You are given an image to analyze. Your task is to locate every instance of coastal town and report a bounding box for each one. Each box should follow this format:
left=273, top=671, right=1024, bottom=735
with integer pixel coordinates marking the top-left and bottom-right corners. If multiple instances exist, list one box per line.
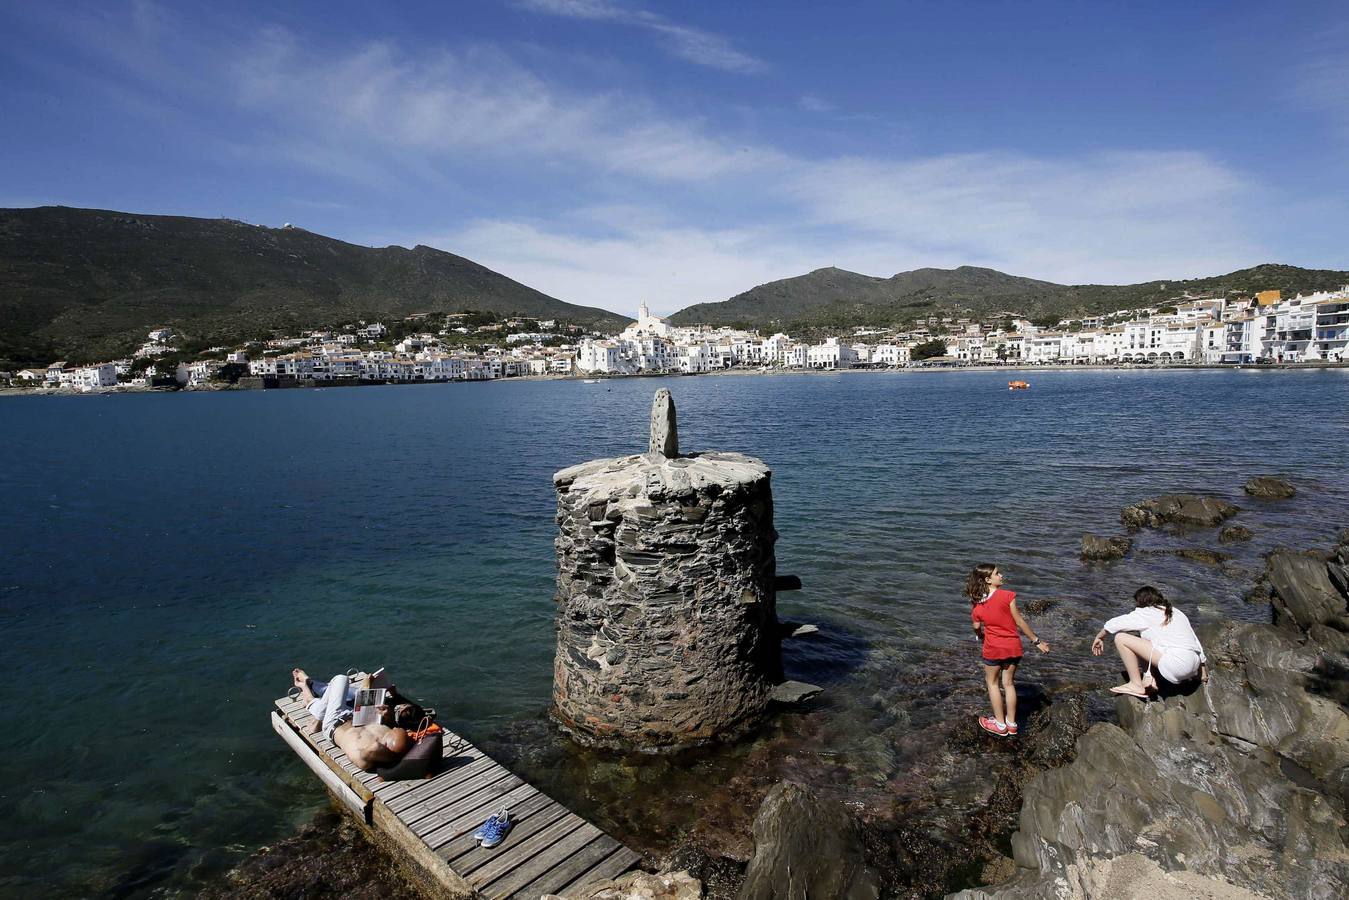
left=10, top=284, right=1349, bottom=393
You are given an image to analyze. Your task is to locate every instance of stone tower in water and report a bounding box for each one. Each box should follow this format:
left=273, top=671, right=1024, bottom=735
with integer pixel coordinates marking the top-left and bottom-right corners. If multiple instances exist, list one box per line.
left=551, top=389, right=783, bottom=749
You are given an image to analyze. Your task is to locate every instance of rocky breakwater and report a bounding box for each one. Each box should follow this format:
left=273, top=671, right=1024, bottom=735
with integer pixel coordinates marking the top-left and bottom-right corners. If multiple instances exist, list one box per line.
left=953, top=530, right=1349, bottom=900
left=551, top=390, right=785, bottom=750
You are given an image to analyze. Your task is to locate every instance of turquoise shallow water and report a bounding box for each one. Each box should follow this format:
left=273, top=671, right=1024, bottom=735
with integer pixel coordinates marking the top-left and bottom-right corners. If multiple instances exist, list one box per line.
left=2, top=369, right=1347, bottom=896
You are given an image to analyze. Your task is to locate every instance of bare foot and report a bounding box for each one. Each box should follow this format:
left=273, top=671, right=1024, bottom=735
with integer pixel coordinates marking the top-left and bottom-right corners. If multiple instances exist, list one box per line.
left=1109, top=682, right=1148, bottom=698
left=292, top=668, right=315, bottom=704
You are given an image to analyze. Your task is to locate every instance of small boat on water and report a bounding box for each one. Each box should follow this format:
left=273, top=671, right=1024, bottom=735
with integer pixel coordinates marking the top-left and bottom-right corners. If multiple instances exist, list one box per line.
left=582, top=379, right=601, bottom=384
left=1008, top=380, right=1030, bottom=390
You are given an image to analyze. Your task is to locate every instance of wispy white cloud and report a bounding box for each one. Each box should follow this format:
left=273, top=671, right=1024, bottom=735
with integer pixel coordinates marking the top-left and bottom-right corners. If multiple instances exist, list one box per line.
left=798, top=94, right=833, bottom=113
left=787, top=151, right=1256, bottom=284
left=428, top=215, right=802, bottom=316
left=224, top=28, right=782, bottom=182
left=425, top=148, right=1260, bottom=313
left=516, top=0, right=767, bottom=73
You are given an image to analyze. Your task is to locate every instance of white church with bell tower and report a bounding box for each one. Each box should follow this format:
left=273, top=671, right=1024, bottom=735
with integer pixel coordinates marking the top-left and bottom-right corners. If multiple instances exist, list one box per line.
left=621, top=302, right=674, bottom=339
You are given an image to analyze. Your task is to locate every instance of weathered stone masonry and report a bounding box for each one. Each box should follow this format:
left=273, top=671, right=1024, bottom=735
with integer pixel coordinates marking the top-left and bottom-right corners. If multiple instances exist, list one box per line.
left=552, top=390, right=783, bottom=749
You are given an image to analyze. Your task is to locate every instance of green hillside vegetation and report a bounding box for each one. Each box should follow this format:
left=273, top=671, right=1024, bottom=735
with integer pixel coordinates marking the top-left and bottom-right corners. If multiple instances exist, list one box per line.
left=669, top=263, right=1349, bottom=335
left=0, top=206, right=628, bottom=367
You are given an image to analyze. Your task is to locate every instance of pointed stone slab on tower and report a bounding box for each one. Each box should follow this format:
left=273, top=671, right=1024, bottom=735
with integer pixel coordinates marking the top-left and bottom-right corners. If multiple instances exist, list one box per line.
left=649, top=388, right=679, bottom=458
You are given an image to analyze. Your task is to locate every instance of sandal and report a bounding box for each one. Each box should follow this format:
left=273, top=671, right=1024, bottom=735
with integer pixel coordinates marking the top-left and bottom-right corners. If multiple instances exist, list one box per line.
left=1109, top=684, right=1148, bottom=698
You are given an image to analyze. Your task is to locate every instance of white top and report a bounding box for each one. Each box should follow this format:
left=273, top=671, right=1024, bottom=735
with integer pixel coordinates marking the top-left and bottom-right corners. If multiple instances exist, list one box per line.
left=1103, top=606, right=1206, bottom=662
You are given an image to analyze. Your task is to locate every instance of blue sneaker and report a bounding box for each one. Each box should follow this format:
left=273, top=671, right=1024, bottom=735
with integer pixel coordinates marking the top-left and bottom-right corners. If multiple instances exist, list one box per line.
left=471, top=808, right=503, bottom=841
left=478, top=808, right=511, bottom=849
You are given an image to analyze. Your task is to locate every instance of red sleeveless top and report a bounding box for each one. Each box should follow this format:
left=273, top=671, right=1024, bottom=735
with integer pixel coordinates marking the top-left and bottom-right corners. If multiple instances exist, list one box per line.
left=972, top=588, right=1022, bottom=658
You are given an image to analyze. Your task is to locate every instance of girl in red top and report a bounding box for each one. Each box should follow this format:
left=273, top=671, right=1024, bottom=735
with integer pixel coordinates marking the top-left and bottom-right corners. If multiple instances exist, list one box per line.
left=965, top=563, right=1049, bottom=736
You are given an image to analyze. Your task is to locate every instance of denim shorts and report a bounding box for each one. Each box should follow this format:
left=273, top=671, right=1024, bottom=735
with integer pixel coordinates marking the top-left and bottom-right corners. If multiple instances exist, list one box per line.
left=982, top=655, right=1022, bottom=667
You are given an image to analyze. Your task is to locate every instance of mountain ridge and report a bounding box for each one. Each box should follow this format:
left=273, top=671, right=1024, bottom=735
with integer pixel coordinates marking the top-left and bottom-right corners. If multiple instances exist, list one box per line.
left=668, top=261, right=1349, bottom=331
left=0, top=206, right=628, bottom=366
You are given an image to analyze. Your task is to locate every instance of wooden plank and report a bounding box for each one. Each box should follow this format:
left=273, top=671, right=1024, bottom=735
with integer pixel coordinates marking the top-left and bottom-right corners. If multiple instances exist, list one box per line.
left=385, top=754, right=496, bottom=811
left=477, top=821, right=606, bottom=899
left=557, top=846, right=643, bottom=896
left=424, top=781, right=543, bottom=851
left=510, top=836, right=624, bottom=899
left=448, top=800, right=573, bottom=874
left=373, top=745, right=487, bottom=802
left=406, top=772, right=527, bottom=835
left=370, top=800, right=476, bottom=898
left=270, top=712, right=368, bottom=819
left=437, top=791, right=560, bottom=862
left=387, top=756, right=502, bottom=815
left=467, top=815, right=590, bottom=890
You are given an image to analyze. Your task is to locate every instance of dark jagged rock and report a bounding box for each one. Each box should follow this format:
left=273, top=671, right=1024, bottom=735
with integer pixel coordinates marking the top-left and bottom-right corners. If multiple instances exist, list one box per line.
left=1219, top=524, right=1254, bottom=543
left=1080, top=533, right=1131, bottom=561
left=1244, top=476, right=1297, bottom=499
left=1120, top=494, right=1239, bottom=530
left=1266, top=550, right=1349, bottom=634
left=1022, top=694, right=1089, bottom=769
left=1172, top=547, right=1231, bottom=565
left=661, top=845, right=745, bottom=900
left=738, top=782, right=881, bottom=900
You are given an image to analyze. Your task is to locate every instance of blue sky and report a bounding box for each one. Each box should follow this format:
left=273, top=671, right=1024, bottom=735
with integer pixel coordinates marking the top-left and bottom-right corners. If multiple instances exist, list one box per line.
left=3, top=1, right=1347, bottom=315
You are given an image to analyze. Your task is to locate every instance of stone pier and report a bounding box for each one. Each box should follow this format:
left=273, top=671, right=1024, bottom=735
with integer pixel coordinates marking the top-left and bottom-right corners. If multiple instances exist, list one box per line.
left=551, top=389, right=784, bottom=749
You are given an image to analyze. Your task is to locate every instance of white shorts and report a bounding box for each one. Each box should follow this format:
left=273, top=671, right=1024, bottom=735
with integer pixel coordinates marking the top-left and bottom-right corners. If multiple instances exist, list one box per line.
left=1156, top=648, right=1201, bottom=683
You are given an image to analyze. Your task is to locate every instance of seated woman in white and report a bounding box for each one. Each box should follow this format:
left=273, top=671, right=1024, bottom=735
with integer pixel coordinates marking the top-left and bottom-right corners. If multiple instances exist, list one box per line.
left=1092, top=585, right=1208, bottom=697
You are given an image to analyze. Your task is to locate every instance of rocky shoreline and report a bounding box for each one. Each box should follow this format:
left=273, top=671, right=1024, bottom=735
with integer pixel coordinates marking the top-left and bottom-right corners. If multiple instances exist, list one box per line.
left=203, top=486, right=1346, bottom=900
left=952, top=529, right=1349, bottom=900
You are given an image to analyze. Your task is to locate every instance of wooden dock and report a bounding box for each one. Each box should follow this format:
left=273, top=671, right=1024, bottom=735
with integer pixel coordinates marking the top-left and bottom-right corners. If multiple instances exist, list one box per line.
left=272, top=695, right=642, bottom=899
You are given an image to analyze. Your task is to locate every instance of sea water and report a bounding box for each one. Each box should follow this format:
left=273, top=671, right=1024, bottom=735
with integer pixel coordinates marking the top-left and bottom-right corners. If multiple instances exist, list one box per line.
left=2, top=369, right=1346, bottom=897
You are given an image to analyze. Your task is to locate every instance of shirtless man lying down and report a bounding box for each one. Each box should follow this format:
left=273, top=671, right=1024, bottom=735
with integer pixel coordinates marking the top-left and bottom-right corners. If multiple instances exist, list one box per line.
left=292, top=669, right=411, bottom=771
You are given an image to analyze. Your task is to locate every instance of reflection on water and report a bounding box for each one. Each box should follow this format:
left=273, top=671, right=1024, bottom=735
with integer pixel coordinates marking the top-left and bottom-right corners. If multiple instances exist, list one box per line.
left=2, top=369, right=1346, bottom=896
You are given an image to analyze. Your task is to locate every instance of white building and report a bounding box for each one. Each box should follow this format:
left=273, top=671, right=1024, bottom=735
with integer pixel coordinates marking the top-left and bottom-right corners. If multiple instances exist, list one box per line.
left=1309, top=291, right=1349, bottom=361
left=678, top=343, right=712, bottom=373
left=1025, top=334, right=1064, bottom=364
left=576, top=339, right=626, bottom=374
left=73, top=363, right=117, bottom=391
left=806, top=338, right=858, bottom=369
left=621, top=303, right=674, bottom=340
left=175, top=360, right=220, bottom=386
left=872, top=343, right=912, bottom=367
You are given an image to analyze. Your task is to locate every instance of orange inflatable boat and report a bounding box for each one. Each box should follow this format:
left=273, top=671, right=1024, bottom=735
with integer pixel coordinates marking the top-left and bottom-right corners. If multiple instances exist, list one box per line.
left=1008, top=380, right=1030, bottom=390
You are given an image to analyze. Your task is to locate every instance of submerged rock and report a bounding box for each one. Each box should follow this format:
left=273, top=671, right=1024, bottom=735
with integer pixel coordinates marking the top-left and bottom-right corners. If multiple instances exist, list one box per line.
left=1218, top=524, right=1254, bottom=543
left=1173, top=547, right=1231, bottom=565
left=1121, top=494, right=1239, bottom=530
left=1080, top=533, right=1131, bottom=561
left=769, top=681, right=823, bottom=705
left=738, top=782, right=881, bottom=900
left=1244, top=476, right=1297, bottom=499
left=198, top=809, right=426, bottom=900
